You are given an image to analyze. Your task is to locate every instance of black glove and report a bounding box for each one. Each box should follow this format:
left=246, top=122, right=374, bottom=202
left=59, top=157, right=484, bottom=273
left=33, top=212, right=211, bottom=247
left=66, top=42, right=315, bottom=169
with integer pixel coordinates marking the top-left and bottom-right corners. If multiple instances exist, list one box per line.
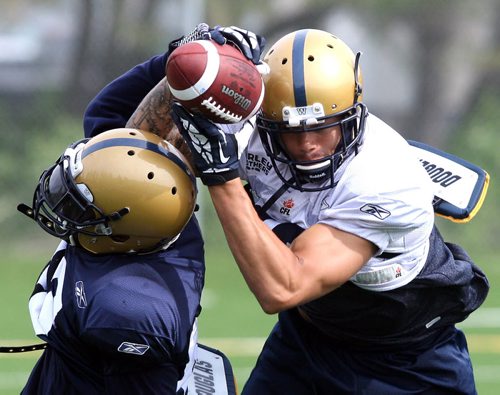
left=167, top=22, right=211, bottom=55
left=168, top=23, right=265, bottom=65
left=171, top=103, right=240, bottom=186
left=209, top=25, right=266, bottom=65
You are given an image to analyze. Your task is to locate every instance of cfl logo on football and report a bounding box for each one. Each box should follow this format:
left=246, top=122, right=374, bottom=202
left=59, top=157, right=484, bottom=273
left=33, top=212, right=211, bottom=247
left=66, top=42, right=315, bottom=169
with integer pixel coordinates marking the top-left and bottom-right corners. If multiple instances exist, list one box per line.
left=221, top=85, right=251, bottom=110
left=419, top=159, right=462, bottom=187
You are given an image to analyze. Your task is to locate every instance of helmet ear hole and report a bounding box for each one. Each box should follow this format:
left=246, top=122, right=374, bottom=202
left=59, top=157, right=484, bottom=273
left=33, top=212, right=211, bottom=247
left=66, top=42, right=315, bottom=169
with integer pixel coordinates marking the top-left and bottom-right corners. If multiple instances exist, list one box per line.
left=110, top=235, right=130, bottom=243
left=38, top=128, right=198, bottom=255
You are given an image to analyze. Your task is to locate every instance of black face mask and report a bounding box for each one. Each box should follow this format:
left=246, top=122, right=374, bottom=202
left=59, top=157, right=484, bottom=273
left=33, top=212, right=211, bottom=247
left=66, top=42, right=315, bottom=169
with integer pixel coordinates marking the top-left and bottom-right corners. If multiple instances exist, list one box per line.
left=18, top=140, right=126, bottom=240
left=257, top=102, right=368, bottom=192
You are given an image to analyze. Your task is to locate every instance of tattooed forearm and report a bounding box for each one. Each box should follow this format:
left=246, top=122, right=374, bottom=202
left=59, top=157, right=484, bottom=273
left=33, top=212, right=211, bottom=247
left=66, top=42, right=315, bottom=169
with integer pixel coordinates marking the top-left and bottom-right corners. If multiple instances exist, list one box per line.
left=126, top=77, right=175, bottom=139
left=125, top=77, right=195, bottom=169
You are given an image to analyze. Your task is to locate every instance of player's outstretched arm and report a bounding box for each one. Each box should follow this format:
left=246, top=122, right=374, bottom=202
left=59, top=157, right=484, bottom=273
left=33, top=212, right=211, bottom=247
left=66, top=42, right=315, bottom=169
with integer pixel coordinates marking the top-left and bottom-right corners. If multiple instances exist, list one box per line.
left=126, top=77, right=174, bottom=136
left=208, top=180, right=377, bottom=314
left=125, top=77, right=194, bottom=167
left=171, top=105, right=377, bottom=313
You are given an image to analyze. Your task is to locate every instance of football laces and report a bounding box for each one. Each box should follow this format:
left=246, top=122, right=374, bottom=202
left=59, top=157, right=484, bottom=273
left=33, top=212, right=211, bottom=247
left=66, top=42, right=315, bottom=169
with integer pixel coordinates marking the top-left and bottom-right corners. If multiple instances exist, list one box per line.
left=202, top=97, right=242, bottom=123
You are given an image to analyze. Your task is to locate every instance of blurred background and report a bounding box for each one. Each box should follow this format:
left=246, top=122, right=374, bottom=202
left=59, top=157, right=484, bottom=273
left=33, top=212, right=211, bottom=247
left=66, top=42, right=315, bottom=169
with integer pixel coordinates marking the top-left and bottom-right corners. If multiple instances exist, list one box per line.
left=1, top=0, right=499, bottom=393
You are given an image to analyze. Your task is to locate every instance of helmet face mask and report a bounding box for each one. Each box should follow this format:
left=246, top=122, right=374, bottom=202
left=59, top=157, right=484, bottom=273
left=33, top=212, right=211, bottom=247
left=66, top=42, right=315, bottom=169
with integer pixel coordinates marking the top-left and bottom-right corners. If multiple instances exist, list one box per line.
left=34, top=159, right=125, bottom=240
left=258, top=103, right=367, bottom=191
left=256, top=29, right=368, bottom=191
left=34, top=143, right=109, bottom=239
left=26, top=129, right=197, bottom=255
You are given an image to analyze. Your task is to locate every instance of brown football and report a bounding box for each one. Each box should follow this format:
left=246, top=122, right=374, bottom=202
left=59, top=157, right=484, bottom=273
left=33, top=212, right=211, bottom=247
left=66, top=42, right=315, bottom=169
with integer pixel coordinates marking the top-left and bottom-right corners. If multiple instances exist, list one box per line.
left=166, top=40, right=264, bottom=124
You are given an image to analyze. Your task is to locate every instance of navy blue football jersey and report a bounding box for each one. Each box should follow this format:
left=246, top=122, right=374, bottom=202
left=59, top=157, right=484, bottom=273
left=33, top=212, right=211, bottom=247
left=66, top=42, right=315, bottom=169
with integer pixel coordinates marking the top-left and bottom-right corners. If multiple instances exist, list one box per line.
left=22, top=217, right=204, bottom=395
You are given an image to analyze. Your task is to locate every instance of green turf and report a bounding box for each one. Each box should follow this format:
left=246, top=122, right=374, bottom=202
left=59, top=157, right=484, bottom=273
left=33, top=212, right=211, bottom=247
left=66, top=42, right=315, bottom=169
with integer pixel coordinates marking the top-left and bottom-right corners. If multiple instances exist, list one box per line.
left=0, top=208, right=498, bottom=394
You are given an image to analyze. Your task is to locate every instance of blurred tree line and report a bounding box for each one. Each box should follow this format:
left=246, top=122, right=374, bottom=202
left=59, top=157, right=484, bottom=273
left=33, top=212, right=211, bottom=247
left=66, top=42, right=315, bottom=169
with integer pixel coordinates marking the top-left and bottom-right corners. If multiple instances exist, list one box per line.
left=0, top=0, right=498, bottom=257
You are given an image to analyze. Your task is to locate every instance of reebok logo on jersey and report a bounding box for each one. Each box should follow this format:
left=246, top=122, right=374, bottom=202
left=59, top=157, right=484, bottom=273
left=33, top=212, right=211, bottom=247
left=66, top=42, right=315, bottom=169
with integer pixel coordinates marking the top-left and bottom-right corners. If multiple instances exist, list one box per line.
left=320, top=198, right=331, bottom=210
left=75, top=281, right=87, bottom=308
left=117, top=342, right=150, bottom=355
left=360, top=204, right=391, bottom=220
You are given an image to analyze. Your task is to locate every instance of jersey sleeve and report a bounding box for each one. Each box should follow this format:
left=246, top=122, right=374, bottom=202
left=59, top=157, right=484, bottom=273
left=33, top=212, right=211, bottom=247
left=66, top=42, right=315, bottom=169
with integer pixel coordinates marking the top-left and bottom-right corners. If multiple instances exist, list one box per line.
left=322, top=185, right=433, bottom=253
left=83, top=52, right=169, bottom=137
left=28, top=241, right=68, bottom=337
left=319, top=141, right=435, bottom=253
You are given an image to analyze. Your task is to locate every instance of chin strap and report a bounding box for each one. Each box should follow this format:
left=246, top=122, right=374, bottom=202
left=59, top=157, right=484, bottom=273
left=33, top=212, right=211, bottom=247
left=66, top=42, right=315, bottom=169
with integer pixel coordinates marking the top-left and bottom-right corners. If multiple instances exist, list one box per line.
left=0, top=343, right=47, bottom=353
left=17, top=203, right=55, bottom=230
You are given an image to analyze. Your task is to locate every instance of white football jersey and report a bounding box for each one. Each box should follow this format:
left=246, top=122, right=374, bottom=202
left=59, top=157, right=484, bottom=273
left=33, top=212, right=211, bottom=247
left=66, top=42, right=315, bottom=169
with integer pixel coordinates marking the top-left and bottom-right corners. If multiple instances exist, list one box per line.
left=239, top=114, right=435, bottom=291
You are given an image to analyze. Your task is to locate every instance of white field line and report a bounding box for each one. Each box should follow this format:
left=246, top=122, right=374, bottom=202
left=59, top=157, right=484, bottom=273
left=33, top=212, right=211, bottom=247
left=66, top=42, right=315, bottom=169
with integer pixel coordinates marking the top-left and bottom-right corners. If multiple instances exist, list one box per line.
left=458, top=308, right=500, bottom=328
left=200, top=335, right=500, bottom=356
left=198, top=337, right=265, bottom=356
left=473, top=365, right=500, bottom=382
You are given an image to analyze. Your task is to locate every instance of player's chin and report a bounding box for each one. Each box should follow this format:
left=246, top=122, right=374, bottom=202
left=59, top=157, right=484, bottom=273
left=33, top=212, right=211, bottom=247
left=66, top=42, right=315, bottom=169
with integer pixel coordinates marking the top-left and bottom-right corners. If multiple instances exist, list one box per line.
left=292, top=153, right=329, bottom=162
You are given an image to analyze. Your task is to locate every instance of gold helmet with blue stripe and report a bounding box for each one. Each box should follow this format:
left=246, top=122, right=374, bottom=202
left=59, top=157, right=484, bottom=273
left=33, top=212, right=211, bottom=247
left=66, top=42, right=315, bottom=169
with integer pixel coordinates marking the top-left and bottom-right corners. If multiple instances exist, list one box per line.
left=257, top=29, right=367, bottom=191
left=21, top=128, right=197, bottom=254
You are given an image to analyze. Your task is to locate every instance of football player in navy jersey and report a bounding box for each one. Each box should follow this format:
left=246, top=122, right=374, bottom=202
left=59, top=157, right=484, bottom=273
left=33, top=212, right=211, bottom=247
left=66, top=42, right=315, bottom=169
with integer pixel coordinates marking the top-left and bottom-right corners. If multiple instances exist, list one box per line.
left=18, top=27, right=209, bottom=394
left=19, top=23, right=257, bottom=395
left=19, top=128, right=203, bottom=395
left=64, top=24, right=489, bottom=394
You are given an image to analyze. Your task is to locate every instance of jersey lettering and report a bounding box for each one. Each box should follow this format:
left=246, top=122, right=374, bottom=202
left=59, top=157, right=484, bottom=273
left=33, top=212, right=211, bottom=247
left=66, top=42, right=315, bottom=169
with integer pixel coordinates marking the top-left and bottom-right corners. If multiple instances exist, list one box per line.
left=419, top=159, right=462, bottom=187
left=192, top=360, right=216, bottom=394
left=246, top=153, right=273, bottom=174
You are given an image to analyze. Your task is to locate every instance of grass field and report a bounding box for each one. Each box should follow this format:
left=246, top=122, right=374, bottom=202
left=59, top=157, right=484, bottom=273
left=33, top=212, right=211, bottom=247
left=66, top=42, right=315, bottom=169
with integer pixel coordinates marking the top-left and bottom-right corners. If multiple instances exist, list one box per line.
left=1, top=203, right=498, bottom=394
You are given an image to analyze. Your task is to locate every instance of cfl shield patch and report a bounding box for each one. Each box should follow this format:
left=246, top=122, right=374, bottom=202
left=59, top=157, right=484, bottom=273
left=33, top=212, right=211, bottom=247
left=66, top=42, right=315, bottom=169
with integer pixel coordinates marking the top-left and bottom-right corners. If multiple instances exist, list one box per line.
left=117, top=342, right=150, bottom=355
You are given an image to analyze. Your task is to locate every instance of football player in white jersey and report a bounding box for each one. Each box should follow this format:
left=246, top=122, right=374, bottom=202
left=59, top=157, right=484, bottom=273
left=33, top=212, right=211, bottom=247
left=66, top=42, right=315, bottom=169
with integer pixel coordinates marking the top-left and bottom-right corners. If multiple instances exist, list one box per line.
left=80, top=26, right=489, bottom=394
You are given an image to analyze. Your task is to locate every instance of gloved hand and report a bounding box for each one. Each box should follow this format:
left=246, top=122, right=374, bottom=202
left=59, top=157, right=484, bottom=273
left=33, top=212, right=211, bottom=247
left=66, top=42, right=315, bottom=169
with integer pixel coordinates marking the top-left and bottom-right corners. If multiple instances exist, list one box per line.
left=209, top=25, right=266, bottom=65
left=168, top=22, right=211, bottom=54
left=171, top=103, right=240, bottom=186
left=167, top=23, right=266, bottom=66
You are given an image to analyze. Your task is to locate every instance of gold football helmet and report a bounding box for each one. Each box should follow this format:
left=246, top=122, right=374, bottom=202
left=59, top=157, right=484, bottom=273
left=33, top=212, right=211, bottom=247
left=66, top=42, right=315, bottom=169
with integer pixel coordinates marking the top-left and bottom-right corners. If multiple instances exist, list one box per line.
left=257, top=29, right=368, bottom=191
left=20, top=128, right=197, bottom=254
